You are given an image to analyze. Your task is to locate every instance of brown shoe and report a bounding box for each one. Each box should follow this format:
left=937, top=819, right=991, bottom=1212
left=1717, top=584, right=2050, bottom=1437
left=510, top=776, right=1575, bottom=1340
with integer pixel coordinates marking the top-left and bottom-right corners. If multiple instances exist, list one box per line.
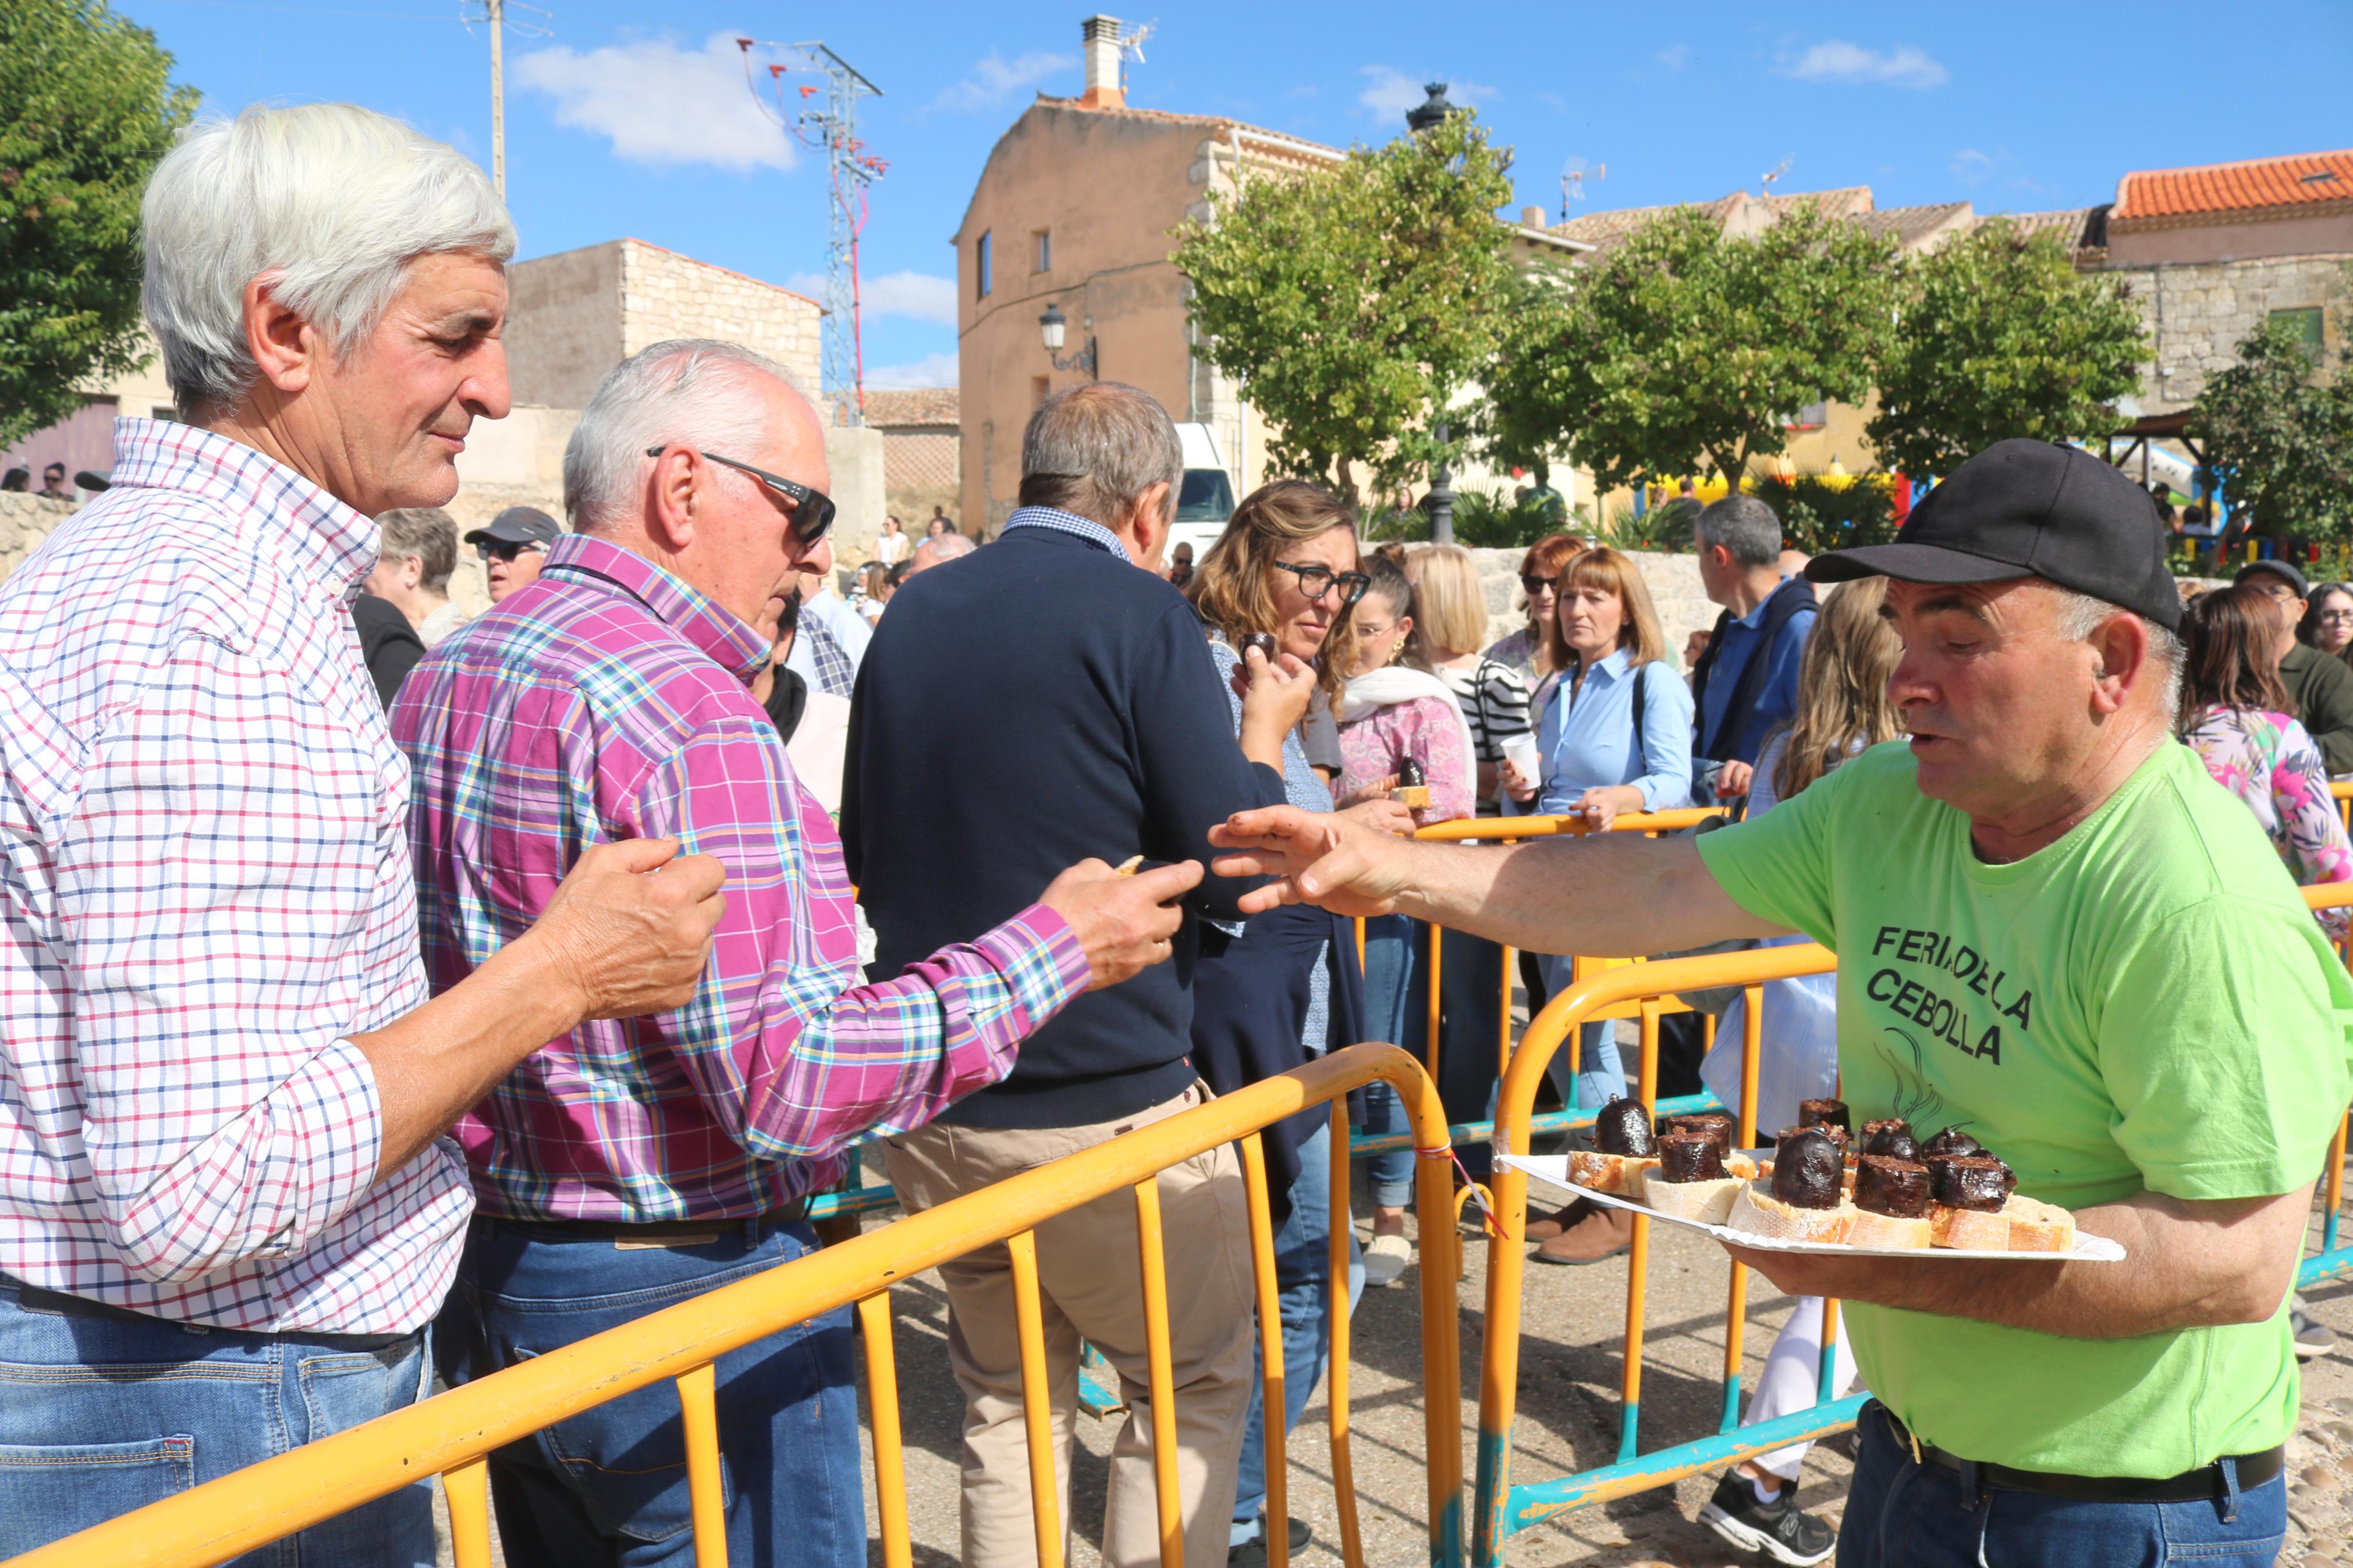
left=1524, top=1197, right=1595, bottom=1242
left=1532, top=1204, right=1635, bottom=1264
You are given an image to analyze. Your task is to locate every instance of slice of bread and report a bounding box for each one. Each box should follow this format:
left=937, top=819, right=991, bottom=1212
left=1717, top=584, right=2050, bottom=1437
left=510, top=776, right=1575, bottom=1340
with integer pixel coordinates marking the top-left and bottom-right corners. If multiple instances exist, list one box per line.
left=1847, top=1209, right=1932, bottom=1250
left=1929, top=1204, right=2011, bottom=1250
left=2004, top=1196, right=2077, bottom=1253
left=1727, top=1182, right=1856, bottom=1243
left=1637, top=1171, right=1744, bottom=1225
left=1566, top=1151, right=1658, bottom=1195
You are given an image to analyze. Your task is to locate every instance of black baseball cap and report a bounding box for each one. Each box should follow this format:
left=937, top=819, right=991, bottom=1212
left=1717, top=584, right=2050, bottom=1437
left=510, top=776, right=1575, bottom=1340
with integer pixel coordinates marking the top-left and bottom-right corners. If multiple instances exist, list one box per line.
left=1805, top=439, right=2181, bottom=631
left=2233, top=559, right=2309, bottom=598
left=463, top=505, right=560, bottom=548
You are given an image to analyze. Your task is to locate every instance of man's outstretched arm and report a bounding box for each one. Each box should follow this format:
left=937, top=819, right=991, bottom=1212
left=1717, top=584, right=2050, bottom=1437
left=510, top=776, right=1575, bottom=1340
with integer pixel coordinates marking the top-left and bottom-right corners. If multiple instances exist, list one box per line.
left=1208, top=805, right=1789, bottom=957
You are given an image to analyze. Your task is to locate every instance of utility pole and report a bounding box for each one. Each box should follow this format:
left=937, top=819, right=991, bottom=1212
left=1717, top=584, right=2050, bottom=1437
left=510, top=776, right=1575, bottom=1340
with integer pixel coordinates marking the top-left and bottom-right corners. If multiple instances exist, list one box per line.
left=739, top=40, right=884, bottom=423
left=487, top=0, right=505, bottom=200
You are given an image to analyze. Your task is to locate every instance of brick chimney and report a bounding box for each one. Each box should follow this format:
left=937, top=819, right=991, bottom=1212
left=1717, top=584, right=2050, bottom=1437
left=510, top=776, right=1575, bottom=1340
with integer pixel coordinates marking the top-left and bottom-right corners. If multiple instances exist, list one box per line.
left=1078, top=15, right=1124, bottom=109
left=1520, top=205, right=1546, bottom=229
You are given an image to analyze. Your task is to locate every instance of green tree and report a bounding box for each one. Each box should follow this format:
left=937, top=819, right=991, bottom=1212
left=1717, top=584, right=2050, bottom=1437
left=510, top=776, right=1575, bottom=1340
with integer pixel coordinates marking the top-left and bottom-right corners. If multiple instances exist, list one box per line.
left=0, top=1, right=195, bottom=449
left=1172, top=109, right=1516, bottom=506
left=2194, top=320, right=2353, bottom=542
left=1867, top=220, right=2145, bottom=478
left=1481, top=202, right=1896, bottom=496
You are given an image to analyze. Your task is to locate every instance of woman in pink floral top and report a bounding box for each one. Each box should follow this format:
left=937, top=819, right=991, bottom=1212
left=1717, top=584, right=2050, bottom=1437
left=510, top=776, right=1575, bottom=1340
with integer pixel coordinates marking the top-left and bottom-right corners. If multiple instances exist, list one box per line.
left=2180, top=584, right=2353, bottom=938
left=1333, top=556, right=1474, bottom=826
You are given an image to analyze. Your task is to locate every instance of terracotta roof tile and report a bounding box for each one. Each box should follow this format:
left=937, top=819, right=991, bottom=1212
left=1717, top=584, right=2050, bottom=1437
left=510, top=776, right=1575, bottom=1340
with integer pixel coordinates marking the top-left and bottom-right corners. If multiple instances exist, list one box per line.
left=2114, top=150, right=2353, bottom=222
left=1031, top=96, right=1340, bottom=165
left=862, top=387, right=959, bottom=428
left=1855, top=201, right=1974, bottom=248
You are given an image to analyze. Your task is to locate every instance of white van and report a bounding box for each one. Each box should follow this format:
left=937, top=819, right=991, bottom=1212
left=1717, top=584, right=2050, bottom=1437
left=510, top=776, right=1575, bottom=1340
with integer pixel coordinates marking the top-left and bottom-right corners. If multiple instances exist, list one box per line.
left=1169, top=422, right=1237, bottom=564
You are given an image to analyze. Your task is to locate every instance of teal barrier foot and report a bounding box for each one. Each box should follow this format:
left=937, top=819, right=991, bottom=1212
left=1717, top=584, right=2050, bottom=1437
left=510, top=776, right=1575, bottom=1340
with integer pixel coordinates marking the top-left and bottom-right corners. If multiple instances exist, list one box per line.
left=1507, top=1394, right=1870, bottom=1532
left=1616, top=1401, right=1639, bottom=1465
left=1719, top=1375, right=1741, bottom=1435
left=1077, top=1341, right=1123, bottom=1416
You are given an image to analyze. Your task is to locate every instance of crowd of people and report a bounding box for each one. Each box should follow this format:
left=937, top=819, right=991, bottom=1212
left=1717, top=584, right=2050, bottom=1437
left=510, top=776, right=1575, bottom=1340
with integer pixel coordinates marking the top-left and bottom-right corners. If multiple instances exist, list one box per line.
left=0, top=98, right=2344, bottom=1568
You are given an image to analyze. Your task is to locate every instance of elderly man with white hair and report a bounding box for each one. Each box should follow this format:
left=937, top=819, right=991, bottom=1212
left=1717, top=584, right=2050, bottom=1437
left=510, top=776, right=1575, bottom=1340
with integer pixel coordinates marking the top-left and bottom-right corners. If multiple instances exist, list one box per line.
left=0, top=105, right=727, bottom=1564
left=391, top=339, right=1199, bottom=1565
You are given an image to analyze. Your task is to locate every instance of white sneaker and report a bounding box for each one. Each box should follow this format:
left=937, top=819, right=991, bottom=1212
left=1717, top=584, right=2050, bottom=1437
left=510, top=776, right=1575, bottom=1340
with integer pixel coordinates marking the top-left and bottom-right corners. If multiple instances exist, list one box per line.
left=1362, top=1231, right=1412, bottom=1286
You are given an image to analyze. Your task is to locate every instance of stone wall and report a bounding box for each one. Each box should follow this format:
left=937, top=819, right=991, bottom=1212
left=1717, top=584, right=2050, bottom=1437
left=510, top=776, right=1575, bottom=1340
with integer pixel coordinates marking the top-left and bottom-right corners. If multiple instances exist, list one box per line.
left=2103, top=252, right=2353, bottom=412
left=617, top=241, right=823, bottom=394
left=0, top=494, right=83, bottom=581
left=503, top=243, right=627, bottom=410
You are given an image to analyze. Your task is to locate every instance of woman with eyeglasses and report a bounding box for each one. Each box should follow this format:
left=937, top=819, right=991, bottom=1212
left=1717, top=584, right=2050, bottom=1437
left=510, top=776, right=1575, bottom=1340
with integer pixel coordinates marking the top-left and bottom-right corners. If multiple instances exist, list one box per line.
left=1483, top=533, right=1587, bottom=685
left=1183, top=479, right=1377, bottom=1560
left=2298, top=582, right=2353, bottom=665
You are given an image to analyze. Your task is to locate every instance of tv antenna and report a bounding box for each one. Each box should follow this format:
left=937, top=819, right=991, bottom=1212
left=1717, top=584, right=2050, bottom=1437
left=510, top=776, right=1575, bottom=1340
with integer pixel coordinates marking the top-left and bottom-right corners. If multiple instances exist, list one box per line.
left=462, top=0, right=551, bottom=201
left=1116, top=19, right=1156, bottom=91
left=1761, top=154, right=1793, bottom=189
left=1560, top=157, right=1605, bottom=223
left=740, top=39, right=886, bottom=424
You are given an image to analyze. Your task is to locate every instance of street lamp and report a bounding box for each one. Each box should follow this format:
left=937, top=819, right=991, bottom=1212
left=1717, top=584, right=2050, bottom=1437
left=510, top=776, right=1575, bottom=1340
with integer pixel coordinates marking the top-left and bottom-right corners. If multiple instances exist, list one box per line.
left=1406, top=83, right=1458, bottom=544
left=1038, top=302, right=1097, bottom=378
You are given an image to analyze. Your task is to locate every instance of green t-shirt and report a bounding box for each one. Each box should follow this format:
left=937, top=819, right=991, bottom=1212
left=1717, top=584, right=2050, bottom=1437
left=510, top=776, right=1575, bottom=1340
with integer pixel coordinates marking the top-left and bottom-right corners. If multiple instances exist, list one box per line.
left=1697, top=737, right=2353, bottom=1476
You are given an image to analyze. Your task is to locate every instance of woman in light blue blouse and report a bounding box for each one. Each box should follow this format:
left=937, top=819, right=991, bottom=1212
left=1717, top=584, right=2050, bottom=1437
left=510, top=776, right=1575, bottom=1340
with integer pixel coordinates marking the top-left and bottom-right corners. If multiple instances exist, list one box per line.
left=1504, top=547, right=1694, bottom=1125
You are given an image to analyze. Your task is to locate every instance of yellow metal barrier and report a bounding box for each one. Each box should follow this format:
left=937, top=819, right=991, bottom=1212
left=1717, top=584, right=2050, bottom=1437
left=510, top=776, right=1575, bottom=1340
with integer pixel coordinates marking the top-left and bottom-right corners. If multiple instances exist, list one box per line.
left=2333, top=778, right=2352, bottom=833
left=1467, top=880, right=2353, bottom=1563
left=6, top=1045, right=1465, bottom=1568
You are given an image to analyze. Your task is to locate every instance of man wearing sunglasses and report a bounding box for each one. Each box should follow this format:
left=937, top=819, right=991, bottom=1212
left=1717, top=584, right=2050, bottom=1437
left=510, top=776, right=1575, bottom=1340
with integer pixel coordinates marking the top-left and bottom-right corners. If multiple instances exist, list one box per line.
left=392, top=340, right=1201, bottom=1565
left=463, top=504, right=559, bottom=603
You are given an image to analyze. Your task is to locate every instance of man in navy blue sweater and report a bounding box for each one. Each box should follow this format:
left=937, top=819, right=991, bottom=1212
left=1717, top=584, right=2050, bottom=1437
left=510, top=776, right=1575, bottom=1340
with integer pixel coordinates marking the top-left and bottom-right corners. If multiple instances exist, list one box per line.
left=844, top=382, right=1314, bottom=1568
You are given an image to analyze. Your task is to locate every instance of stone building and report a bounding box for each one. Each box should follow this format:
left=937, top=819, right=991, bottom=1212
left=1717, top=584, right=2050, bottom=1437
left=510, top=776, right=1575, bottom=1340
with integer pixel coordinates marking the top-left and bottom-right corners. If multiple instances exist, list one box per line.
left=864, top=388, right=961, bottom=527
left=952, top=16, right=1584, bottom=535
left=505, top=237, right=823, bottom=408
left=2092, top=148, right=2352, bottom=413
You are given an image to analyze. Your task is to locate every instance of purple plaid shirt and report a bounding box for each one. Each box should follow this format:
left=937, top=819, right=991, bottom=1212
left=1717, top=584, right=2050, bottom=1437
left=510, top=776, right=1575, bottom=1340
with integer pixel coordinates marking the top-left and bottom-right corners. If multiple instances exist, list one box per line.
left=393, top=535, right=1088, bottom=1221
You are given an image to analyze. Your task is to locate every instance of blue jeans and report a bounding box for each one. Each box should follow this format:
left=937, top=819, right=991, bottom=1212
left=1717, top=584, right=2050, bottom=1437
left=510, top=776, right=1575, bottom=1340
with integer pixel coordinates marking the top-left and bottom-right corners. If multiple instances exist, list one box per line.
left=1231, top=1124, right=1364, bottom=1542
left=438, top=1215, right=862, bottom=1568
left=1840, top=1401, right=2287, bottom=1567
left=1358, top=914, right=1418, bottom=1208
left=0, top=1274, right=434, bottom=1565
left=1536, top=955, right=1625, bottom=1109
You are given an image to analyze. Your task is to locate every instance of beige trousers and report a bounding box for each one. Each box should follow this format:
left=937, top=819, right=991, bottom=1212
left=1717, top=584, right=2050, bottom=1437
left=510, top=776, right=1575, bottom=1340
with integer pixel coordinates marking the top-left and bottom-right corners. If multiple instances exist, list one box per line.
left=882, top=1083, right=1256, bottom=1568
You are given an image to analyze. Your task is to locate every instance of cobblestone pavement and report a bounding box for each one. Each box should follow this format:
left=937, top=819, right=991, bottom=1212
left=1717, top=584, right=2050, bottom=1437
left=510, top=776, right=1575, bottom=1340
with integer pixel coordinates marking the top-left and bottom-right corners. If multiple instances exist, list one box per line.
left=436, top=1178, right=2353, bottom=1568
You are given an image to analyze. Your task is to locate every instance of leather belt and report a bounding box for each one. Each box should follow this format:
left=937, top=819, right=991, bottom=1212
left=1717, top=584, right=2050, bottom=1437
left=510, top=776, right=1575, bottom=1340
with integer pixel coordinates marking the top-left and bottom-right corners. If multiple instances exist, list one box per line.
left=1877, top=1403, right=2284, bottom=1503
left=482, top=1196, right=810, bottom=1246
left=6, top=1281, right=417, bottom=1353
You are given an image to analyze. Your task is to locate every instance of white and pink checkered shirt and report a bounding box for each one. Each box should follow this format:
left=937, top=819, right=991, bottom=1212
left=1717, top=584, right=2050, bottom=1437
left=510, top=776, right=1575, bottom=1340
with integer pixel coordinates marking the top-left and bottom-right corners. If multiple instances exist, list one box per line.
left=0, top=419, right=470, bottom=1334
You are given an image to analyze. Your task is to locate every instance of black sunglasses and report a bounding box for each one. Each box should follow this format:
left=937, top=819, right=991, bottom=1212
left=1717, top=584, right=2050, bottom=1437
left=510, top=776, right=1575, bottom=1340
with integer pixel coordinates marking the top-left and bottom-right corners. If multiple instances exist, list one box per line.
left=1521, top=574, right=1558, bottom=596
left=1271, top=559, right=1371, bottom=606
left=647, top=446, right=835, bottom=546
left=476, top=539, right=544, bottom=563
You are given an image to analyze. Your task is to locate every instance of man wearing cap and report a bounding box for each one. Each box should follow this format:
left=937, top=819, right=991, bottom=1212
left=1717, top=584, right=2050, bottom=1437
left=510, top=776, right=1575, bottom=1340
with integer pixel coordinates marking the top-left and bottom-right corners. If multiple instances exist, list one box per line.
left=1209, top=438, right=2350, bottom=1563
left=465, top=503, right=559, bottom=602
left=2234, top=558, right=2353, bottom=774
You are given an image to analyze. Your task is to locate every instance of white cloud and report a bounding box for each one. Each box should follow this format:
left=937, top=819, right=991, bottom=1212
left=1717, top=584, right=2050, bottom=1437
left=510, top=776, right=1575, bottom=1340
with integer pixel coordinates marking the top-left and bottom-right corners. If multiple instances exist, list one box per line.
left=783, top=270, right=957, bottom=326
left=1357, top=66, right=1494, bottom=123
left=1657, top=43, right=1690, bottom=70
left=1950, top=148, right=1994, bottom=186
left=864, top=351, right=958, bottom=390
left=516, top=33, right=795, bottom=171
left=930, top=51, right=1076, bottom=113
left=1781, top=41, right=1947, bottom=89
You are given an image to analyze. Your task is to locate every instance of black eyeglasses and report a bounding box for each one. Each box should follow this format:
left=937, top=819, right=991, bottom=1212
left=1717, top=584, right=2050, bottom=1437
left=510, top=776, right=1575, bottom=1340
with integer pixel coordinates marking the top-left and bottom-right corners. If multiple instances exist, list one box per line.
left=647, top=446, right=835, bottom=546
left=1521, top=574, right=1558, bottom=596
left=1271, top=560, right=1371, bottom=606
left=476, top=539, right=544, bottom=563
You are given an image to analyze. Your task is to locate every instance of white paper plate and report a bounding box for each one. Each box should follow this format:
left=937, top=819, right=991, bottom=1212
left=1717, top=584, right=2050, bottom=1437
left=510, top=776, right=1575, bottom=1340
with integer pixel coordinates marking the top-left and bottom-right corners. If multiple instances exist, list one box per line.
left=1502, top=1154, right=2126, bottom=1262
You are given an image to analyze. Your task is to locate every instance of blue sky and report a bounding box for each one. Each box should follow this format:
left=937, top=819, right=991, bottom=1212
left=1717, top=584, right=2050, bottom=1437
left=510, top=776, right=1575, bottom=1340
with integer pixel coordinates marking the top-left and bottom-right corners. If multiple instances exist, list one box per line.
left=131, top=0, right=2352, bottom=392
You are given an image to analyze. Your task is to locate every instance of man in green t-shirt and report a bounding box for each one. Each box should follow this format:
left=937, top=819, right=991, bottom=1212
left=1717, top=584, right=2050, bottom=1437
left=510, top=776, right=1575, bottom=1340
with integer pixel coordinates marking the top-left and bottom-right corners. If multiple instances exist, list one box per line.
left=1209, top=439, right=2351, bottom=1564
